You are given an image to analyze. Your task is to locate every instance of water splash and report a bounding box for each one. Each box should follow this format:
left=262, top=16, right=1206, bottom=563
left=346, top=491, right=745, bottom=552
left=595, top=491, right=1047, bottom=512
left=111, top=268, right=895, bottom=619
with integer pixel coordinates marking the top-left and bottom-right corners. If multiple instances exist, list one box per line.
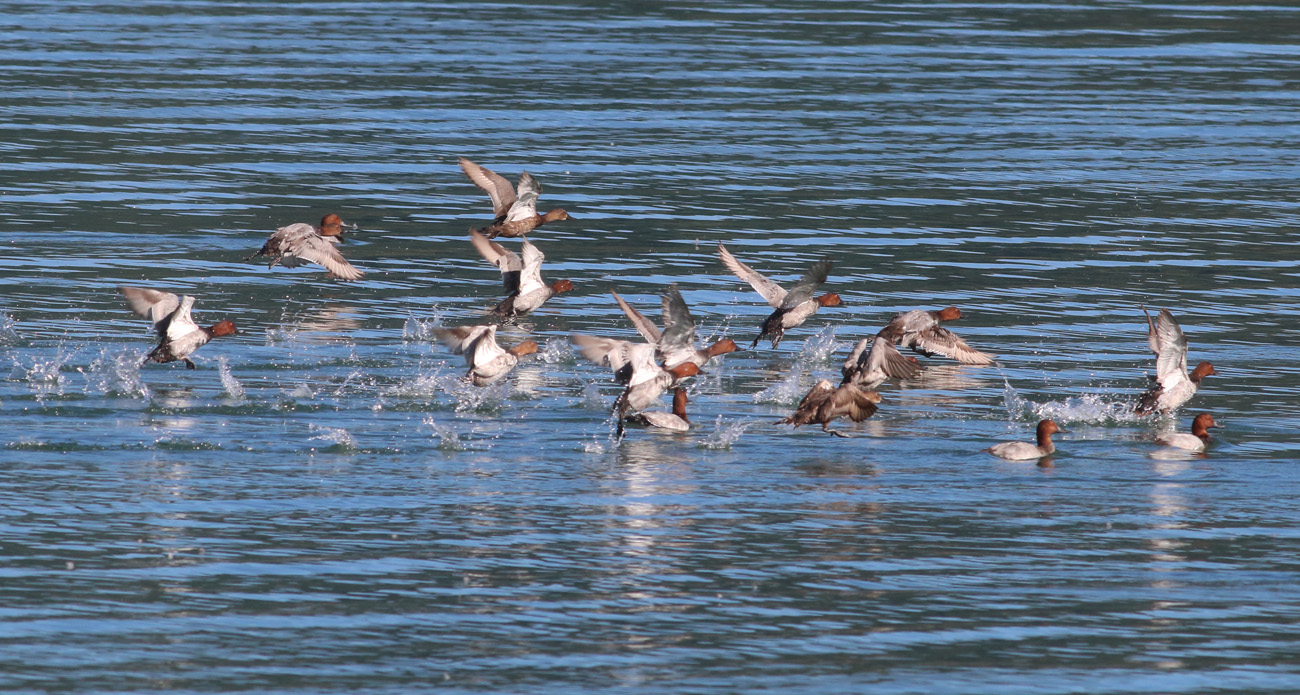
left=403, top=311, right=443, bottom=342
left=539, top=337, right=573, bottom=365
left=752, top=368, right=808, bottom=406
left=699, top=415, right=752, bottom=449
left=216, top=357, right=245, bottom=399
left=80, top=348, right=150, bottom=398
left=445, top=376, right=508, bottom=413
left=1004, top=379, right=1144, bottom=425
left=579, top=381, right=610, bottom=410
left=264, top=324, right=299, bottom=347
left=384, top=364, right=445, bottom=399
left=0, top=312, right=17, bottom=346
left=9, top=345, right=73, bottom=394
left=285, top=383, right=315, bottom=399
left=796, top=325, right=842, bottom=364
left=423, top=417, right=467, bottom=451
left=308, top=424, right=357, bottom=452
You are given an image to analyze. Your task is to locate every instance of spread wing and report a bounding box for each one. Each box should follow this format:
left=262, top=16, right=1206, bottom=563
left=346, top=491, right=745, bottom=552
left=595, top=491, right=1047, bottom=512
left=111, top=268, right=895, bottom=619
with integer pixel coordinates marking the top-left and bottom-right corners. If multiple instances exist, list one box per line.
left=471, top=230, right=522, bottom=294
left=163, top=295, right=204, bottom=343
left=517, top=239, right=547, bottom=296
left=782, top=380, right=836, bottom=426
left=289, top=235, right=364, bottom=281
left=572, top=334, right=635, bottom=374
left=433, top=325, right=492, bottom=355
left=718, top=242, right=787, bottom=308
left=779, top=260, right=831, bottom=310
left=623, top=342, right=663, bottom=388
left=658, top=284, right=698, bottom=366
left=844, top=336, right=922, bottom=384
left=912, top=326, right=996, bottom=365
left=434, top=325, right=504, bottom=368
left=825, top=383, right=881, bottom=423
left=612, top=290, right=663, bottom=343
left=504, top=172, right=541, bottom=223
left=119, top=286, right=181, bottom=328
left=459, top=157, right=517, bottom=218
left=1145, top=307, right=1189, bottom=380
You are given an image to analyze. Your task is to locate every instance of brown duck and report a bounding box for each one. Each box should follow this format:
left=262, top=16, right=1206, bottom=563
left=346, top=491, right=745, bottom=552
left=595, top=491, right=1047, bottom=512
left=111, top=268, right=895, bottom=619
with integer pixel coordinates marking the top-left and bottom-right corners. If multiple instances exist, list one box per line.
left=459, top=157, right=572, bottom=238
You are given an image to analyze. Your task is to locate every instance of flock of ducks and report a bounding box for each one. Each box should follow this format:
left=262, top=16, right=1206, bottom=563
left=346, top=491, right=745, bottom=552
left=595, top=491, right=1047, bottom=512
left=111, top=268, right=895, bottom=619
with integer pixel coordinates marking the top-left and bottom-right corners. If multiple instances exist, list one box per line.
left=113, top=158, right=1221, bottom=459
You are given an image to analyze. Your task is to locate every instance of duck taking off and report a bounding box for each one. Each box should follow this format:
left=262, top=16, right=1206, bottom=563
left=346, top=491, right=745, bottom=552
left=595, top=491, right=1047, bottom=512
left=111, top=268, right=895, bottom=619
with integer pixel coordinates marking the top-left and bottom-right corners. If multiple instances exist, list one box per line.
left=459, top=157, right=572, bottom=239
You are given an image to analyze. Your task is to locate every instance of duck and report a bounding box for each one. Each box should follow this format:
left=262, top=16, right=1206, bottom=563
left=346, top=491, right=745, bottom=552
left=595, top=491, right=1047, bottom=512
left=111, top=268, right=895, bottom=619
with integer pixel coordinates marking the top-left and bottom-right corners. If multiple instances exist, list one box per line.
left=1136, top=306, right=1215, bottom=415
left=119, top=286, right=237, bottom=368
left=611, top=284, right=740, bottom=370
left=245, top=213, right=363, bottom=281
left=987, top=419, right=1062, bottom=460
left=433, top=324, right=538, bottom=387
left=877, top=307, right=995, bottom=365
left=470, top=230, right=574, bottom=317
left=841, top=335, right=923, bottom=387
left=778, top=380, right=882, bottom=438
left=570, top=335, right=701, bottom=418
left=1155, top=412, right=1218, bottom=452
left=626, top=388, right=691, bottom=432
left=717, top=242, right=842, bottom=348
left=459, top=157, right=572, bottom=239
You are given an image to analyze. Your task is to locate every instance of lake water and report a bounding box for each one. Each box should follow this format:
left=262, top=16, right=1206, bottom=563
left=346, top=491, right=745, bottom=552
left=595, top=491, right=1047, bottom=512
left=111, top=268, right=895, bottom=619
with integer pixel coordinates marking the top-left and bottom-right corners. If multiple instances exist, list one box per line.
left=3, top=1, right=1300, bottom=692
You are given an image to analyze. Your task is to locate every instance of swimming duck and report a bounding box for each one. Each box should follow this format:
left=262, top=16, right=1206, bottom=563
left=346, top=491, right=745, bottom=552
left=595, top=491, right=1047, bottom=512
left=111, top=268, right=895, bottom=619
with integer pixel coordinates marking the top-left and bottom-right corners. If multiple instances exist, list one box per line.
left=433, top=324, right=538, bottom=387
left=779, top=380, right=882, bottom=438
left=1136, top=306, right=1215, bottom=415
left=459, top=157, right=572, bottom=239
left=841, top=335, right=923, bottom=387
left=245, top=214, right=363, bottom=281
left=717, top=242, right=842, bottom=348
left=626, top=388, right=692, bottom=432
left=1155, top=412, right=1218, bottom=452
left=470, top=230, right=573, bottom=317
left=611, top=285, right=740, bottom=370
left=877, top=307, right=995, bottom=365
left=119, top=286, right=237, bottom=368
left=570, top=335, right=701, bottom=417
left=987, top=419, right=1062, bottom=460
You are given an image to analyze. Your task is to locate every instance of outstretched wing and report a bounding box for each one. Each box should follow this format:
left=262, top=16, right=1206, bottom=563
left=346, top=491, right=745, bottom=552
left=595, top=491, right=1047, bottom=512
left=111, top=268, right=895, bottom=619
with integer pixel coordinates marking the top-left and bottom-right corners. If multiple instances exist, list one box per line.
left=844, top=336, right=922, bottom=385
left=779, top=260, right=831, bottom=310
left=826, top=383, right=881, bottom=423
left=718, top=242, right=787, bottom=308
left=504, top=172, right=541, bottom=223
left=459, top=157, right=517, bottom=218
left=517, top=240, right=547, bottom=296
left=911, top=325, right=996, bottom=365
left=1145, top=307, right=1189, bottom=380
left=119, top=286, right=181, bottom=329
left=471, top=230, right=522, bottom=294
left=612, top=290, right=663, bottom=343
left=287, top=235, right=364, bottom=281
left=164, top=295, right=204, bottom=343
left=658, top=284, right=698, bottom=366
